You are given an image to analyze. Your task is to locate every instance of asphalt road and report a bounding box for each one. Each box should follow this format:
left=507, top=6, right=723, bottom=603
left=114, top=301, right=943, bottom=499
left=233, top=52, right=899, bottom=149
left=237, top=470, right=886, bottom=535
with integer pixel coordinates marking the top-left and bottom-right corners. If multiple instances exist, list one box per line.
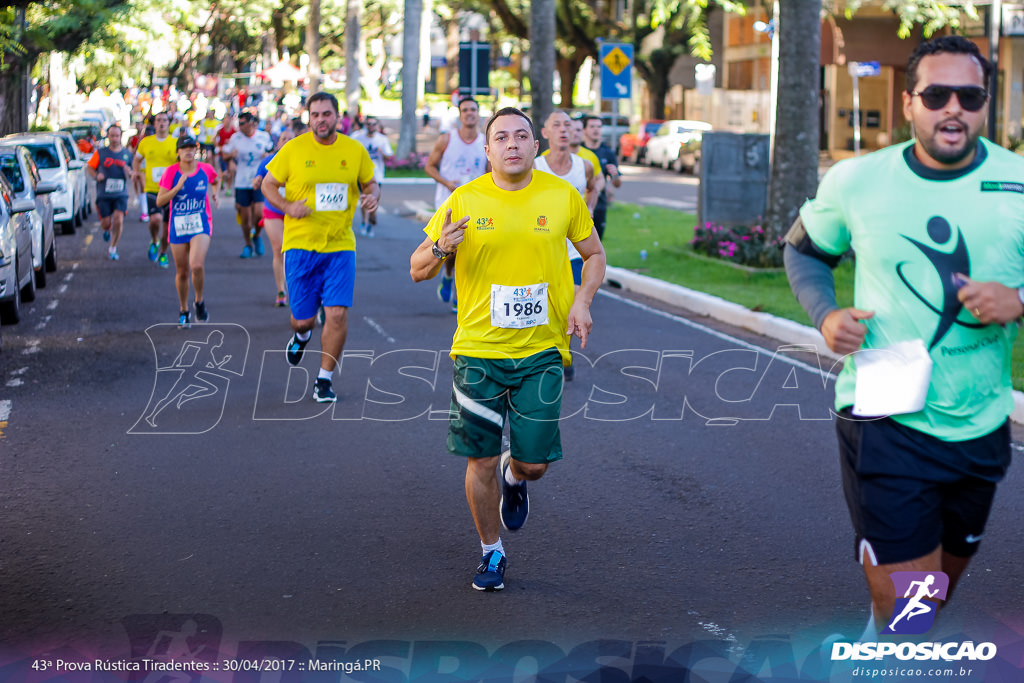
left=0, top=181, right=1022, bottom=683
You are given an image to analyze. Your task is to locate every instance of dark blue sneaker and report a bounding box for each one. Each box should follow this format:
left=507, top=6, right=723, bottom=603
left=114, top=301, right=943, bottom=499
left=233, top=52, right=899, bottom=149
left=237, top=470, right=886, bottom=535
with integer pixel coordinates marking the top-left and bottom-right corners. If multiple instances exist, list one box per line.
left=194, top=300, right=208, bottom=322
left=178, top=311, right=191, bottom=329
left=499, top=451, right=529, bottom=531
left=103, top=229, right=110, bottom=242
left=312, top=378, right=337, bottom=403
left=286, top=333, right=309, bottom=366
left=253, top=235, right=265, bottom=256
left=437, top=274, right=453, bottom=303
left=147, top=242, right=158, bottom=261
left=472, top=549, right=506, bottom=591
left=240, top=245, right=254, bottom=259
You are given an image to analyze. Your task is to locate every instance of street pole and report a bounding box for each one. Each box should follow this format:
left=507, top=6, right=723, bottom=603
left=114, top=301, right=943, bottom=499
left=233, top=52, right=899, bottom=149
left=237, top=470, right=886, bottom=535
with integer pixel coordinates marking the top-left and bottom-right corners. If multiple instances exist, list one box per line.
left=988, top=0, right=1002, bottom=142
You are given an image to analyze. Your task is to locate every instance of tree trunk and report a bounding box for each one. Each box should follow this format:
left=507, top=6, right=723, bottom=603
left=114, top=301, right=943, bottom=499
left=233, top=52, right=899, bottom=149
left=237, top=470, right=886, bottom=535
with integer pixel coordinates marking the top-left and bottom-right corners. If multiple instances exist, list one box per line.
left=345, top=0, right=362, bottom=116
left=0, top=54, right=33, bottom=136
left=556, top=53, right=585, bottom=109
left=306, top=0, right=323, bottom=93
left=765, top=0, right=821, bottom=239
left=530, top=0, right=556, bottom=144
left=396, top=0, right=422, bottom=159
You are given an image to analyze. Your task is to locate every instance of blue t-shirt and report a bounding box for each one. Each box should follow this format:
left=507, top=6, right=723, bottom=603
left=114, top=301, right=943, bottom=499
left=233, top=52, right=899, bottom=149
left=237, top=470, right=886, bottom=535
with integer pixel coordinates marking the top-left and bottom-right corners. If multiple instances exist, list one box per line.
left=159, top=162, right=218, bottom=241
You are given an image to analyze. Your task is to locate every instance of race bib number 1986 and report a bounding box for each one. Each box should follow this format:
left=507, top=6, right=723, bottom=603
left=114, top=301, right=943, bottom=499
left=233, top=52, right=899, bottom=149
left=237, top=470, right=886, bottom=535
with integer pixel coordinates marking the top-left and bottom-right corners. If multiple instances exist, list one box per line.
left=490, top=283, right=549, bottom=329
left=315, top=183, right=348, bottom=212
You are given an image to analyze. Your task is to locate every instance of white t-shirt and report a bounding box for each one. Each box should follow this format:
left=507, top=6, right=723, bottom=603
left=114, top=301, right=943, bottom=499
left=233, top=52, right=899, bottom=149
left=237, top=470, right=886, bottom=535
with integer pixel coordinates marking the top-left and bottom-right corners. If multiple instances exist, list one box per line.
left=222, top=129, right=274, bottom=189
left=350, top=130, right=393, bottom=183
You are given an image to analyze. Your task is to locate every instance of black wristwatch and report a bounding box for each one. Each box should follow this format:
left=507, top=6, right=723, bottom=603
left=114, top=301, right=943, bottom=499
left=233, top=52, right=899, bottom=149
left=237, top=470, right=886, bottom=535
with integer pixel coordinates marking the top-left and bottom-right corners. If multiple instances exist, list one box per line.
left=431, top=240, right=450, bottom=260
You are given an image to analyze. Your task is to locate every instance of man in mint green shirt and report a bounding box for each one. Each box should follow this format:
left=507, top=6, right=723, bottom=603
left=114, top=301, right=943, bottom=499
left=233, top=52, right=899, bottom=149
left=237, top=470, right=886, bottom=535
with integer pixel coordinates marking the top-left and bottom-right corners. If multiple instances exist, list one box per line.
left=785, top=35, right=1024, bottom=638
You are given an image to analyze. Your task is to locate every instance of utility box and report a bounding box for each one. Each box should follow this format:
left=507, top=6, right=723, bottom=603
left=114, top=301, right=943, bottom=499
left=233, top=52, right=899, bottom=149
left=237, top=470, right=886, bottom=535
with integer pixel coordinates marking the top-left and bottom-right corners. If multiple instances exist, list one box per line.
left=698, top=132, right=770, bottom=228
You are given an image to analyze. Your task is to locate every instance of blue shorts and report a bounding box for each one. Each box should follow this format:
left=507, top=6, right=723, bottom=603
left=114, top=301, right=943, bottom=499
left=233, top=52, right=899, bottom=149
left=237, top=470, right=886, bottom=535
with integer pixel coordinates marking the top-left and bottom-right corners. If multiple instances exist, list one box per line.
left=96, top=196, right=128, bottom=218
left=570, top=257, right=583, bottom=286
left=235, top=188, right=264, bottom=207
left=284, top=249, right=356, bottom=320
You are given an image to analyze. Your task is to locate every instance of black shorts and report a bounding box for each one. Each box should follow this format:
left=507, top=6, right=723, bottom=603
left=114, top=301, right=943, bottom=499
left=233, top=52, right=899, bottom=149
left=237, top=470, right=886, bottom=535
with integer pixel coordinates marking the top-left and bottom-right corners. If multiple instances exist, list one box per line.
left=146, top=193, right=170, bottom=222
left=593, top=206, right=606, bottom=240
left=96, top=196, right=128, bottom=218
left=836, top=407, right=1011, bottom=565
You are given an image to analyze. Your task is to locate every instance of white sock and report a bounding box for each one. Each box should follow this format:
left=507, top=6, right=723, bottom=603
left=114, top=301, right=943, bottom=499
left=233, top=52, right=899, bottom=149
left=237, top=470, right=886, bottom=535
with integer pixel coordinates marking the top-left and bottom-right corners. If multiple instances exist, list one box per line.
left=296, top=330, right=312, bottom=342
left=318, top=368, right=333, bottom=381
left=481, top=539, right=504, bottom=556
left=504, top=462, right=521, bottom=486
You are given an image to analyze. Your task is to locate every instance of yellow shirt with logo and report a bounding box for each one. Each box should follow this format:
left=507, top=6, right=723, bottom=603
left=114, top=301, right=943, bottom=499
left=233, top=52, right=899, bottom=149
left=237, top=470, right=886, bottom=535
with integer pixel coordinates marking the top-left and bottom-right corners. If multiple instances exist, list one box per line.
left=200, top=119, right=220, bottom=145
left=424, top=171, right=593, bottom=364
left=136, top=135, right=179, bottom=193
left=267, top=132, right=375, bottom=253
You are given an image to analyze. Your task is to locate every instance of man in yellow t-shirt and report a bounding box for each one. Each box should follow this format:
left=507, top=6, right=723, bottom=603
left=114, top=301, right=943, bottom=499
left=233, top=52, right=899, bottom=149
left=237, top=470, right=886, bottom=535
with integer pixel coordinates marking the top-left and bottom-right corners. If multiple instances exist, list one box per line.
left=410, top=107, right=607, bottom=592
left=262, top=92, right=378, bottom=404
left=132, top=111, right=178, bottom=267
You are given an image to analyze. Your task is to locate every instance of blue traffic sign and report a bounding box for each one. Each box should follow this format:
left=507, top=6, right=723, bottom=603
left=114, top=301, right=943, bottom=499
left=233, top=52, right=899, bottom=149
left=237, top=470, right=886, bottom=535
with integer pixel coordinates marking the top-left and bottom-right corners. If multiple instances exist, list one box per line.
left=600, top=43, right=633, bottom=100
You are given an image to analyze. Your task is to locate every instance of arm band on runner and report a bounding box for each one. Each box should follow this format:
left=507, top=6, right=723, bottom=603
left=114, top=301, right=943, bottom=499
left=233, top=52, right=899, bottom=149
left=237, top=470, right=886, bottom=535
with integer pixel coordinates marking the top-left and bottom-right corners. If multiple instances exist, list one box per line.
left=784, top=242, right=839, bottom=331
left=784, top=216, right=843, bottom=269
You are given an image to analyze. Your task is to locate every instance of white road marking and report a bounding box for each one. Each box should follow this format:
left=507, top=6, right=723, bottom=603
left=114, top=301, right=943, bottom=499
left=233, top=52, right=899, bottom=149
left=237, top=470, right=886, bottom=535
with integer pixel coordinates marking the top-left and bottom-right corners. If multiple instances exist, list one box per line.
left=363, top=316, right=396, bottom=343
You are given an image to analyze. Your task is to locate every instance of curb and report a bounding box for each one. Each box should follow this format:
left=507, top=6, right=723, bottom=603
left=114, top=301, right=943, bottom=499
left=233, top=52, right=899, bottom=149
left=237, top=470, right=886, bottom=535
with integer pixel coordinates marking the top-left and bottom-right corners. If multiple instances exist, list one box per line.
left=604, top=265, right=1024, bottom=425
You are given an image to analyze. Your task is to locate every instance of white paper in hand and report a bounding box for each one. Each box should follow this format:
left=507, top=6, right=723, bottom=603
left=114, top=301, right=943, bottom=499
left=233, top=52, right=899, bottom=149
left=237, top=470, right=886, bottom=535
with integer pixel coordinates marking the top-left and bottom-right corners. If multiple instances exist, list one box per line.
left=852, top=339, right=932, bottom=417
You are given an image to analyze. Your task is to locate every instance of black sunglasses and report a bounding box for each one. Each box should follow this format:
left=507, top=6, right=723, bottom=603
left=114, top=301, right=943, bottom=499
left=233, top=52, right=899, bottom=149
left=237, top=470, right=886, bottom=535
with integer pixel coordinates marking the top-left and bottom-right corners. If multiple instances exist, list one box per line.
left=908, top=84, right=988, bottom=112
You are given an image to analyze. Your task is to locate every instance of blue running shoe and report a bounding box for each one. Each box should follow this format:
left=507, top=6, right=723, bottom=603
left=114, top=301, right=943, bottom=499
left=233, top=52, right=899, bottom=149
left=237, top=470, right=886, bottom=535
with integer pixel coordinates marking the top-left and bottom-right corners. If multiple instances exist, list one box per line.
left=472, top=550, right=506, bottom=592
left=157, top=253, right=169, bottom=268
left=499, top=451, right=529, bottom=531
left=103, top=230, right=110, bottom=242
left=437, top=274, right=453, bottom=303
left=240, top=245, right=254, bottom=259
left=194, top=300, right=208, bottom=322
left=178, top=311, right=191, bottom=329
left=253, top=235, right=265, bottom=256
left=147, top=242, right=158, bottom=261
left=316, top=306, right=326, bottom=326
left=312, top=377, right=337, bottom=403
left=286, top=333, right=309, bottom=366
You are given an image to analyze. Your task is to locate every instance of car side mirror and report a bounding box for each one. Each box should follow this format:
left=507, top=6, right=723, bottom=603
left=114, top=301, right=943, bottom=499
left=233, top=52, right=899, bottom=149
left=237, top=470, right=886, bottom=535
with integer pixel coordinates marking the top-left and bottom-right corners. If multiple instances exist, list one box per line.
left=35, top=181, right=58, bottom=195
left=67, top=160, right=84, bottom=171
left=11, top=198, right=36, bottom=214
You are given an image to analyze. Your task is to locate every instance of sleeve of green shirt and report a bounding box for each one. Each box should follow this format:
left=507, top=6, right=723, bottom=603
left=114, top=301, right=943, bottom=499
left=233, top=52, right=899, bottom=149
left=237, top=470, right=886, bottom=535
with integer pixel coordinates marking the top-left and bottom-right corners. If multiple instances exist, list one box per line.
left=798, top=165, right=851, bottom=257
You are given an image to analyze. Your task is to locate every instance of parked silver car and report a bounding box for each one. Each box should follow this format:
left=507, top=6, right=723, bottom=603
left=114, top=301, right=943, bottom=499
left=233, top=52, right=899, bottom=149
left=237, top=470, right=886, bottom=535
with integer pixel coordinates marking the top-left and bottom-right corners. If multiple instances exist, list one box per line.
left=0, top=172, right=38, bottom=324
left=0, top=142, right=59, bottom=288
left=2, top=133, right=84, bottom=235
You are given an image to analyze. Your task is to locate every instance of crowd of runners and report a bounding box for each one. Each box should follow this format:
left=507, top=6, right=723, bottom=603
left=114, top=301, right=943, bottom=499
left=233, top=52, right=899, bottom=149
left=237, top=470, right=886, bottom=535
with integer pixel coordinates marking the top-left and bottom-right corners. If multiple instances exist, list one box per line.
left=65, top=38, right=1023, bottom=647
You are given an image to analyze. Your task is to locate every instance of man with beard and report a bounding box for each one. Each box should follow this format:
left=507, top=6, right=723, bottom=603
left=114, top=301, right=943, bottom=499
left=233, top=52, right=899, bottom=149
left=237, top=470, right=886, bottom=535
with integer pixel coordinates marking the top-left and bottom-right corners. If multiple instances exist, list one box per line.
left=785, top=35, right=1024, bottom=638
left=261, top=92, right=379, bottom=403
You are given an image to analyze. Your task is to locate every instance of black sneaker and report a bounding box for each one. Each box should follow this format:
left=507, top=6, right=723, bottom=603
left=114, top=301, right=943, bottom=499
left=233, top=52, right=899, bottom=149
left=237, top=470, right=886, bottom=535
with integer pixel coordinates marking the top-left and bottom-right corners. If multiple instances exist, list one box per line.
left=178, top=311, right=191, bottom=329
left=499, top=450, right=529, bottom=531
left=472, top=549, right=506, bottom=591
left=312, top=377, right=337, bottom=403
left=563, top=363, right=575, bottom=382
left=195, top=300, right=208, bottom=322
left=286, top=333, right=309, bottom=366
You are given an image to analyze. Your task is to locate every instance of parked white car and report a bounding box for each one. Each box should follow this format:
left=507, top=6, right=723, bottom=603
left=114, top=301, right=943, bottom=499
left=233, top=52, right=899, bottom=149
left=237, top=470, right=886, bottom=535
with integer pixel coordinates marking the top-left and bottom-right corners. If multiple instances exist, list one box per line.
left=2, top=133, right=84, bottom=235
left=645, top=120, right=713, bottom=170
left=0, top=171, right=38, bottom=324
left=0, top=142, right=59, bottom=289
left=51, top=130, right=90, bottom=224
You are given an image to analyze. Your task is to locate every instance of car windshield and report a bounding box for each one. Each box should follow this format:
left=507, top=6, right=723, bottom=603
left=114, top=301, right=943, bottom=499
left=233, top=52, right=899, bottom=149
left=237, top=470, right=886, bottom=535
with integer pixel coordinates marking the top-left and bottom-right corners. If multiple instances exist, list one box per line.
left=0, top=156, right=25, bottom=193
left=24, top=143, right=61, bottom=169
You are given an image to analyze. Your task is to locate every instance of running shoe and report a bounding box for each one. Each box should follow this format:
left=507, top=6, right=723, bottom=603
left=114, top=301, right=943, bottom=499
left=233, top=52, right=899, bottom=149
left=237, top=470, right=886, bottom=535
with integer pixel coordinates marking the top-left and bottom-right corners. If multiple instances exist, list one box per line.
left=472, top=550, right=506, bottom=592
left=108, top=247, right=119, bottom=261
left=359, top=223, right=368, bottom=236
left=499, top=450, right=529, bottom=531
left=275, top=292, right=287, bottom=307
left=103, top=230, right=110, bottom=242
left=316, top=306, right=326, bottom=326
left=437, top=274, right=453, bottom=303
left=312, top=378, right=337, bottom=403
left=195, top=300, right=208, bottom=322
left=563, top=364, right=575, bottom=382
left=286, top=333, right=309, bottom=366
left=157, top=253, right=169, bottom=268
left=253, top=235, right=265, bottom=256
left=364, top=223, right=373, bottom=237
left=178, top=310, right=191, bottom=329
left=451, top=293, right=458, bottom=315
left=240, top=245, right=254, bottom=259
left=147, top=242, right=158, bottom=261
left=140, top=212, right=149, bottom=222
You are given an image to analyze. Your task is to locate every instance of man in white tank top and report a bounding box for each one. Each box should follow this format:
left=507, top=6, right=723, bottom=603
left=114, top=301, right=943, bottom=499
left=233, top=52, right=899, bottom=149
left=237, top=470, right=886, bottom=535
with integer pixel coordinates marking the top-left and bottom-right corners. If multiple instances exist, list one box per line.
left=533, top=110, right=598, bottom=381
left=425, top=97, right=487, bottom=312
